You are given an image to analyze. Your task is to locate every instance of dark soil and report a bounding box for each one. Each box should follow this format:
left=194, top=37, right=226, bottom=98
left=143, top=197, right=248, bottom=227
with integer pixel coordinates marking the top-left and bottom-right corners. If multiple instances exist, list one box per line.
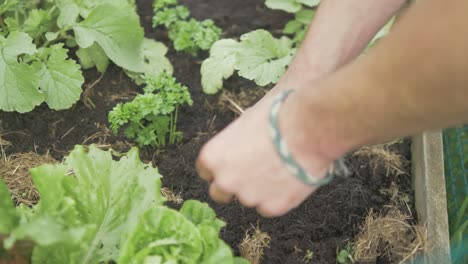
left=0, top=1, right=417, bottom=263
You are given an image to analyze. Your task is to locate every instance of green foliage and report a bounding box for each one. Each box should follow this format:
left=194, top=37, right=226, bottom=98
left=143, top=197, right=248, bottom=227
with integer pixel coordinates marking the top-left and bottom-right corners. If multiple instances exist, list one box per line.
left=0, top=145, right=246, bottom=263
left=283, top=8, right=316, bottom=44
left=336, top=243, right=355, bottom=264
left=0, top=0, right=171, bottom=113
left=152, top=0, right=222, bottom=55
left=265, top=0, right=320, bottom=13
left=201, top=30, right=295, bottom=94
left=108, top=73, right=193, bottom=147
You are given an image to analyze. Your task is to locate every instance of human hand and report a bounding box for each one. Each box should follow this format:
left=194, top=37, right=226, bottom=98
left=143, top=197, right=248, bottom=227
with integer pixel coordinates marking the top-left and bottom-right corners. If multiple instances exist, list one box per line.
left=196, top=86, right=337, bottom=217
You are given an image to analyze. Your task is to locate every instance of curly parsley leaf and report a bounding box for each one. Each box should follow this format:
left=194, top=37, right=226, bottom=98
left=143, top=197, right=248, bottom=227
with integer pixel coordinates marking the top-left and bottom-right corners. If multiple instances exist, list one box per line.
left=109, top=73, right=192, bottom=147
left=153, top=6, right=190, bottom=27
left=152, top=1, right=222, bottom=55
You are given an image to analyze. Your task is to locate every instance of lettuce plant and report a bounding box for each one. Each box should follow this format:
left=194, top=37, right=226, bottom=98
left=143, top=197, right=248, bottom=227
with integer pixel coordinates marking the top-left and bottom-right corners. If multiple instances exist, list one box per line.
left=0, top=0, right=172, bottom=113
left=0, top=145, right=247, bottom=264
left=152, top=0, right=222, bottom=55
left=108, top=73, right=193, bottom=147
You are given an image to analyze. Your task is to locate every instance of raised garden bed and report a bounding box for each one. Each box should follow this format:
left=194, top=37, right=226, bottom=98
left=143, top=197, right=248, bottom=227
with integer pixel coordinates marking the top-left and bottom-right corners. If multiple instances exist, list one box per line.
left=0, top=0, right=451, bottom=263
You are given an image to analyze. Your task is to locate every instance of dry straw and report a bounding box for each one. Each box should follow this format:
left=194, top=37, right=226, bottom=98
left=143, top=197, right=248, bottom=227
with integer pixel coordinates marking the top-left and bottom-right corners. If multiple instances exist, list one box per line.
left=0, top=152, right=57, bottom=206
left=239, top=224, right=271, bottom=264
left=353, top=145, right=408, bottom=176
left=354, top=207, right=428, bottom=263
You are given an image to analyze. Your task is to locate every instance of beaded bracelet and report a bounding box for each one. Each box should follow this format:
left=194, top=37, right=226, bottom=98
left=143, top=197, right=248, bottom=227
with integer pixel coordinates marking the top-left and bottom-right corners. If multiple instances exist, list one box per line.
left=269, top=90, right=351, bottom=187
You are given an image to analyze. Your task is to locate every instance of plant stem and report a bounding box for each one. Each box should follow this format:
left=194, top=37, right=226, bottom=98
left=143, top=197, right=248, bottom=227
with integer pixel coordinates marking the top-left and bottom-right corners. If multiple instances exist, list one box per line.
left=169, top=107, right=179, bottom=144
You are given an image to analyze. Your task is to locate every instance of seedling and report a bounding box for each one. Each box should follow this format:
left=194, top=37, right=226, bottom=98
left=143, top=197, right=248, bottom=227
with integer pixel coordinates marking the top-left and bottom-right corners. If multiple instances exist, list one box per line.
left=303, top=249, right=314, bottom=263
left=336, top=243, right=355, bottom=264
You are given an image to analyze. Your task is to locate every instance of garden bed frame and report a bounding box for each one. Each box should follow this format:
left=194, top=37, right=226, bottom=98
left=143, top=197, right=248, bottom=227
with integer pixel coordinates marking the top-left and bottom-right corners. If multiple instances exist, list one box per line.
left=412, top=131, right=451, bottom=263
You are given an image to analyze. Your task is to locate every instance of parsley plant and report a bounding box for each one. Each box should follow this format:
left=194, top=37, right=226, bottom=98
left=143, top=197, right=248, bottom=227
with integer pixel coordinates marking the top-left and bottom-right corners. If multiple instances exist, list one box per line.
left=109, top=73, right=193, bottom=147
left=153, top=0, right=222, bottom=55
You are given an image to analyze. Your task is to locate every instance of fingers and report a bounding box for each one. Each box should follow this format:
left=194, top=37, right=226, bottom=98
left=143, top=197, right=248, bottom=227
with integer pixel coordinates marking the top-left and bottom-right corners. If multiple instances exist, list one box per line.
left=196, top=158, right=213, bottom=182
left=209, top=183, right=234, bottom=204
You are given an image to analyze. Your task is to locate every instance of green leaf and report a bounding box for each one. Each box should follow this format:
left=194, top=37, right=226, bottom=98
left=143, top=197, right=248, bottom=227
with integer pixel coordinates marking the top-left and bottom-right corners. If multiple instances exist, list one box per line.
left=56, top=1, right=81, bottom=28
left=125, top=38, right=173, bottom=85
left=168, top=18, right=222, bottom=55
left=75, top=0, right=136, bottom=18
left=37, top=44, right=84, bottom=110
left=4, top=17, right=20, bottom=32
left=201, top=30, right=295, bottom=93
left=76, top=43, right=110, bottom=73
left=180, top=200, right=225, bottom=231
left=198, top=225, right=238, bottom=264
left=266, top=0, right=319, bottom=13
left=45, top=32, right=59, bottom=42
left=6, top=145, right=163, bottom=263
left=73, top=4, right=145, bottom=72
left=201, top=39, right=239, bottom=94
left=235, top=30, right=295, bottom=86
left=23, top=9, right=52, bottom=38
left=118, top=206, right=204, bottom=264
left=153, top=6, right=190, bottom=27
left=366, top=16, right=396, bottom=51
left=295, top=8, right=315, bottom=24
left=0, top=179, right=19, bottom=234
left=283, top=20, right=303, bottom=34
left=0, top=31, right=43, bottom=113
left=300, top=0, right=320, bottom=8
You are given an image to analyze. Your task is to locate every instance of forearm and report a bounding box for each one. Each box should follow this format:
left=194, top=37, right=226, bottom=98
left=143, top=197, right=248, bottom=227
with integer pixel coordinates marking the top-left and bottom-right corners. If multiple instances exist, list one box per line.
left=281, top=0, right=407, bottom=86
left=285, top=0, right=468, bottom=160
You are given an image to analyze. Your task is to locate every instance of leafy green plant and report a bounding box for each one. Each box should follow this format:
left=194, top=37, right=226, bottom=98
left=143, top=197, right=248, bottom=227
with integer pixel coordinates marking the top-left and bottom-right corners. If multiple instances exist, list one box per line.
left=336, top=243, right=355, bottom=264
left=153, top=0, right=222, bottom=55
left=283, top=8, right=316, bottom=44
left=109, top=73, right=193, bottom=147
left=303, top=249, right=314, bottom=263
left=0, top=145, right=247, bottom=263
left=201, top=29, right=295, bottom=94
left=0, top=0, right=172, bottom=113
